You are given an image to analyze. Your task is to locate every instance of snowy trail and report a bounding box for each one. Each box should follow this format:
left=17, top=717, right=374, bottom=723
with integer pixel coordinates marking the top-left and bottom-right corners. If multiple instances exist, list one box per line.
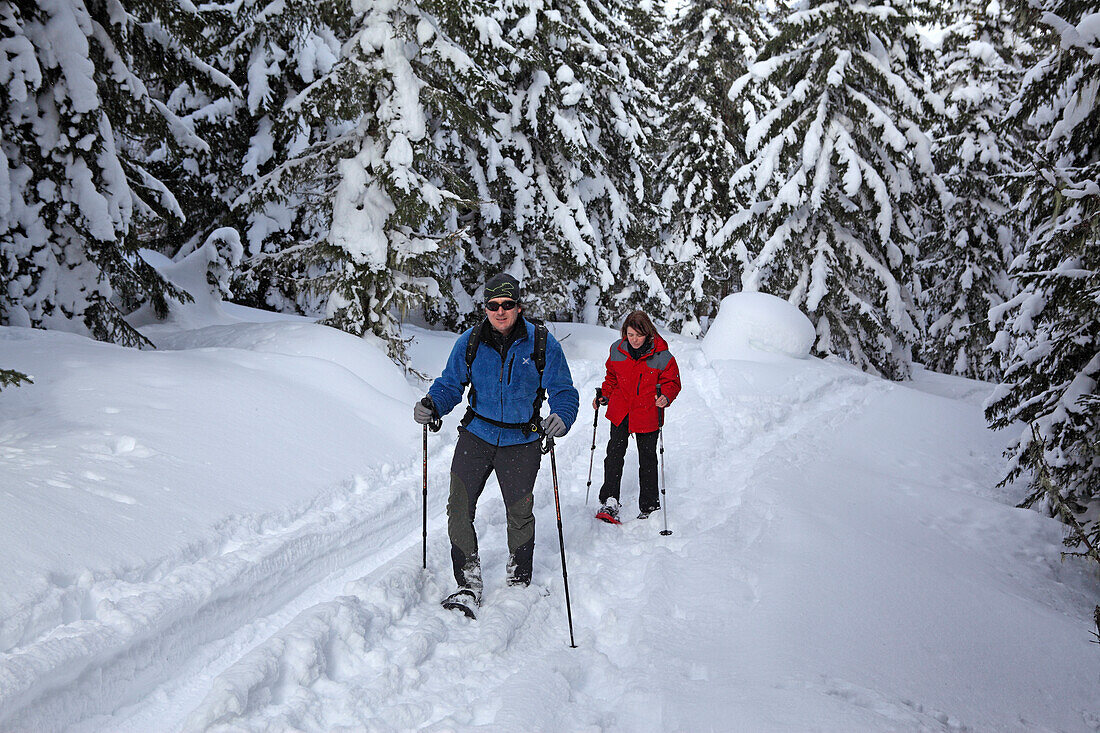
left=4, top=323, right=1098, bottom=732
left=98, top=350, right=878, bottom=732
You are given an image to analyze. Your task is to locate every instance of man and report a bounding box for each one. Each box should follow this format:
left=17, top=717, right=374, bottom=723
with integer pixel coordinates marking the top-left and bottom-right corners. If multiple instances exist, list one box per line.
left=414, top=273, right=579, bottom=614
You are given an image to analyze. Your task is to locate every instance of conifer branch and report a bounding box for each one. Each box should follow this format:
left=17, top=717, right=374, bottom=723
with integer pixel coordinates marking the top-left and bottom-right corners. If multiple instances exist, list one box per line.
left=0, top=369, right=33, bottom=393
left=1025, top=424, right=1100, bottom=567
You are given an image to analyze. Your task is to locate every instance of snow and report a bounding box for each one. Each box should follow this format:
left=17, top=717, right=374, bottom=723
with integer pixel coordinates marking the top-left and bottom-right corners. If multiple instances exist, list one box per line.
left=39, top=0, right=99, bottom=115
left=295, top=31, right=340, bottom=84
left=241, top=117, right=275, bottom=179
left=703, top=291, right=817, bottom=361
left=1, top=284, right=1098, bottom=731
left=1049, top=75, right=1098, bottom=143
left=329, top=142, right=394, bottom=269
left=67, top=157, right=116, bottom=241
left=1079, top=12, right=1100, bottom=45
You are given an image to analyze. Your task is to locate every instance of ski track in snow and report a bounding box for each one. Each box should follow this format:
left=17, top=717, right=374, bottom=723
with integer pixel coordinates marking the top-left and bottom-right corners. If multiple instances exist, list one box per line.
left=0, top=462, right=439, bottom=732
left=5, top=354, right=881, bottom=732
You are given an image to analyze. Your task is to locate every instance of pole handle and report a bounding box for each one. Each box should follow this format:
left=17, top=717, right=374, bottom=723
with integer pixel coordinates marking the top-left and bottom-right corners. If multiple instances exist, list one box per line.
left=655, top=383, right=664, bottom=428
left=422, top=396, right=442, bottom=432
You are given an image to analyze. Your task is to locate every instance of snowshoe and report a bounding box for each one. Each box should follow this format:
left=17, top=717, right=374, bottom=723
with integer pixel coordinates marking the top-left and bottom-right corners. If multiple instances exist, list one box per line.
left=595, top=498, right=621, bottom=525
left=441, top=588, right=479, bottom=619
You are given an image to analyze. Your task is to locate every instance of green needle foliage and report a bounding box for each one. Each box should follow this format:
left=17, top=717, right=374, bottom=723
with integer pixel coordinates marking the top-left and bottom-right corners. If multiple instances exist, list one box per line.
left=0, top=368, right=32, bottom=391
left=986, top=0, right=1100, bottom=563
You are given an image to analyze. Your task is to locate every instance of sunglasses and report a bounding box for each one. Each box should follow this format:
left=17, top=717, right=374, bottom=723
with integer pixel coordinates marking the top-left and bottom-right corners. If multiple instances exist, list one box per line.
left=485, top=300, right=518, bottom=312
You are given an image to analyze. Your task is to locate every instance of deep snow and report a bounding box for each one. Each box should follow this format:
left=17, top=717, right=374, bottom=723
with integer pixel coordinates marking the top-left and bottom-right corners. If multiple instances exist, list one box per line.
left=1, top=279, right=1098, bottom=732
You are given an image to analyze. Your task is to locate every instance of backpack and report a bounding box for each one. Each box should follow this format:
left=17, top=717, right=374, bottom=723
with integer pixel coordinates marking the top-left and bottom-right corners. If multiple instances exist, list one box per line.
left=462, top=318, right=549, bottom=436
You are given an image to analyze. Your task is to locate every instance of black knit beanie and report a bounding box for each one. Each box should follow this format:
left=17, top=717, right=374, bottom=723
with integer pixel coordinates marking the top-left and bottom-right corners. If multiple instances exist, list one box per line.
left=484, top=273, right=521, bottom=302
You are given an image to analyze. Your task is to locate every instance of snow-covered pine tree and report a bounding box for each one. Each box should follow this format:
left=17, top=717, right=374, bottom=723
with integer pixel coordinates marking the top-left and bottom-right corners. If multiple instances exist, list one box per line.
left=400, top=0, right=513, bottom=331
left=191, top=0, right=358, bottom=314
left=0, top=0, right=231, bottom=346
left=475, top=0, right=666, bottom=324
left=232, top=0, right=494, bottom=361
left=919, top=0, right=1033, bottom=380
left=730, top=0, right=945, bottom=379
left=590, top=0, right=669, bottom=323
left=659, top=0, right=774, bottom=336
left=985, top=0, right=1099, bottom=553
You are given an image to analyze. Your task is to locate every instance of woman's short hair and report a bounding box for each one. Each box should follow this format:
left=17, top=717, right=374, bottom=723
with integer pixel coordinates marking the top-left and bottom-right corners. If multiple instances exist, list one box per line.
left=621, top=310, right=657, bottom=339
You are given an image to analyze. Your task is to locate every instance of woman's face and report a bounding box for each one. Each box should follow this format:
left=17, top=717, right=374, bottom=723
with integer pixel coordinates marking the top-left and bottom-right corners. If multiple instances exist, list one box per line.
left=625, top=326, right=647, bottom=350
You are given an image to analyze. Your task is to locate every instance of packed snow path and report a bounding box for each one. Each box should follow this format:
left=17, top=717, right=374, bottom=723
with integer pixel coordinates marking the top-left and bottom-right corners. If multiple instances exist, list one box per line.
left=2, top=325, right=1099, bottom=731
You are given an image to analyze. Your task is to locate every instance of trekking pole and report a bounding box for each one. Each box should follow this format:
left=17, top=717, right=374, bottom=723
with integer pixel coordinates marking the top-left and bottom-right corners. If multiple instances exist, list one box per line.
left=422, top=423, right=428, bottom=568
left=656, top=385, right=672, bottom=537
left=421, top=397, right=442, bottom=569
left=585, top=388, right=602, bottom=505
left=544, top=436, right=578, bottom=648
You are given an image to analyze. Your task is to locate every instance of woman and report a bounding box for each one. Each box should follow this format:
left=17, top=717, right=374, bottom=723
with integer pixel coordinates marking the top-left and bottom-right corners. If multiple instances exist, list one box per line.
left=594, top=311, right=681, bottom=524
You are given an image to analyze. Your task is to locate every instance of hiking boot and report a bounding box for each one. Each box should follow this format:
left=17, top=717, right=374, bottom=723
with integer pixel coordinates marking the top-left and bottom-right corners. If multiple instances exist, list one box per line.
left=596, top=497, right=621, bottom=524
left=506, top=553, right=532, bottom=587
left=637, top=504, right=659, bottom=519
left=457, top=554, right=483, bottom=604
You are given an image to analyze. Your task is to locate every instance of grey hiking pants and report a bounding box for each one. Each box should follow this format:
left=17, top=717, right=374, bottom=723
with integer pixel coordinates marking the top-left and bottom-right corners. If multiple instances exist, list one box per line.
left=447, top=428, right=542, bottom=586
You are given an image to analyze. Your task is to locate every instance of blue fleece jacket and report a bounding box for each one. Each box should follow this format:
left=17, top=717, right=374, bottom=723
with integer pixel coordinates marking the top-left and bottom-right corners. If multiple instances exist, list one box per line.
left=428, top=318, right=579, bottom=446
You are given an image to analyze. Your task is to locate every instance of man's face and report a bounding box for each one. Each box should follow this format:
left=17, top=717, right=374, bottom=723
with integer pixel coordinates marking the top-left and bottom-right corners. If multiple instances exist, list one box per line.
left=486, top=297, right=520, bottom=334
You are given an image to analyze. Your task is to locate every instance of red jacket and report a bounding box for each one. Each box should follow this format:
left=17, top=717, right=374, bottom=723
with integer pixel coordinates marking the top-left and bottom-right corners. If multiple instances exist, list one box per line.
left=601, top=333, right=681, bottom=433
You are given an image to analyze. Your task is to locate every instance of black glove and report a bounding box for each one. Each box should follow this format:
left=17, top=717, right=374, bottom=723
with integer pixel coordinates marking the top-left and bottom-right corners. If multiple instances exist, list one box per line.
left=413, top=396, right=436, bottom=425
left=542, top=413, right=567, bottom=438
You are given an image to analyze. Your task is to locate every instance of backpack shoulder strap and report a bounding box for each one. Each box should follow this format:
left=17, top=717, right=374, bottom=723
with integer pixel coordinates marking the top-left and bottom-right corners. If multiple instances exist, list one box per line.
left=528, top=319, right=549, bottom=434
left=532, top=320, right=548, bottom=378
left=464, top=324, right=482, bottom=382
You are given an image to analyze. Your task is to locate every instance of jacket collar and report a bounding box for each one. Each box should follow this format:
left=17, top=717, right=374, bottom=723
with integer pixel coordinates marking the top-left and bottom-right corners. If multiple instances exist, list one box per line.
left=617, top=332, right=665, bottom=361
left=481, top=314, right=529, bottom=353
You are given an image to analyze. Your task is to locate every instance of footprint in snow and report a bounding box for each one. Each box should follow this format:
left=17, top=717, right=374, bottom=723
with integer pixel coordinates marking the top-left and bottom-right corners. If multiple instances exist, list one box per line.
left=110, top=436, right=137, bottom=454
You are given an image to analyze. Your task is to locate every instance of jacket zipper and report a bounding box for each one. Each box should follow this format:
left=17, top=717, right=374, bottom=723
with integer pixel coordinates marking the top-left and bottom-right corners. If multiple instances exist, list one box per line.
left=636, top=350, right=655, bottom=396
left=499, top=346, right=506, bottom=425
left=493, top=331, right=527, bottom=439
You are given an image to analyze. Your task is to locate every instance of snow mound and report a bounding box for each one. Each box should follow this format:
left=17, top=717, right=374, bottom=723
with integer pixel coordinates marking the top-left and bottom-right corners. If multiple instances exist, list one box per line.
left=149, top=321, right=417, bottom=404
left=124, top=246, right=416, bottom=401
left=128, top=248, right=250, bottom=331
left=703, top=292, right=816, bottom=361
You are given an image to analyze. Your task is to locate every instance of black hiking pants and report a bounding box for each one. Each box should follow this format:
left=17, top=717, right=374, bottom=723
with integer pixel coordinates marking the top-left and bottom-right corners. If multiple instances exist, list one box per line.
left=447, top=428, right=542, bottom=587
left=598, top=415, right=659, bottom=513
